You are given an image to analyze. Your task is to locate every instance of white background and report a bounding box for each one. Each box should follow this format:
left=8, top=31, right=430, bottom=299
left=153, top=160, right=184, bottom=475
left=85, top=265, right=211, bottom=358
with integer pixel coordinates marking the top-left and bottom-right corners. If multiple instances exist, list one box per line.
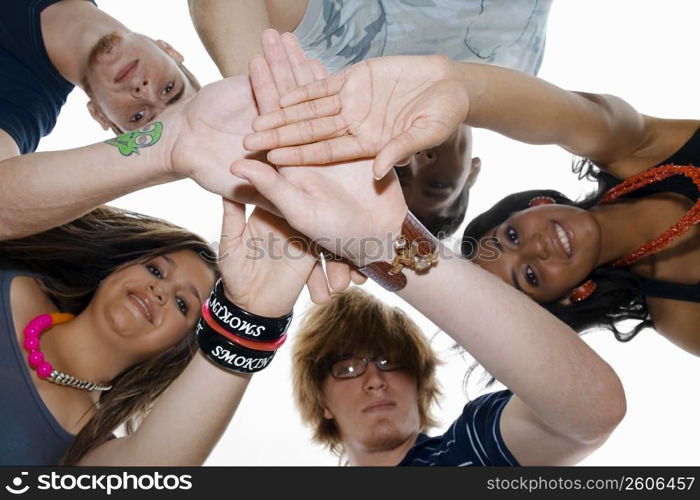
left=37, top=1, right=700, bottom=465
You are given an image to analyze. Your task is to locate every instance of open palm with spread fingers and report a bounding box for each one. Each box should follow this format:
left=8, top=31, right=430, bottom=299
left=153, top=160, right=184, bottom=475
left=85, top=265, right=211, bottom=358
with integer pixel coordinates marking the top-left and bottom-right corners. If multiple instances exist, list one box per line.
left=243, top=50, right=470, bottom=179
left=231, top=30, right=407, bottom=267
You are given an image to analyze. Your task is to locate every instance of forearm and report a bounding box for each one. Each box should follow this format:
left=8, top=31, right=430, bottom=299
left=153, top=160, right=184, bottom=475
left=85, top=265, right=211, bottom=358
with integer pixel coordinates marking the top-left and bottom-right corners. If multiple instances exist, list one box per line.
left=453, top=61, right=645, bottom=162
left=78, top=353, right=251, bottom=466
left=396, top=246, right=624, bottom=439
left=188, top=0, right=271, bottom=77
left=0, top=131, right=177, bottom=240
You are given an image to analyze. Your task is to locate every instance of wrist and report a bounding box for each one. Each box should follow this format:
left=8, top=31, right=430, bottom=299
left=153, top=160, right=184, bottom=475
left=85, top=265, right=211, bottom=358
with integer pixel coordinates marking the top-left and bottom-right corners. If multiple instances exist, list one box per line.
left=454, top=62, right=486, bottom=125
left=357, top=212, right=439, bottom=291
left=343, top=208, right=406, bottom=268
left=221, top=285, right=296, bottom=318
left=197, top=279, right=292, bottom=375
left=161, top=112, right=190, bottom=180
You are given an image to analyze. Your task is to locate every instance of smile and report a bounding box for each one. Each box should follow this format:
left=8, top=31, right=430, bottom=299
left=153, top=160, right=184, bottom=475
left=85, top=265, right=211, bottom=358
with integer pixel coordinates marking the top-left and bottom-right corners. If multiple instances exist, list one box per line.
left=553, top=222, right=572, bottom=257
left=114, top=59, right=139, bottom=83
left=128, top=292, right=152, bottom=323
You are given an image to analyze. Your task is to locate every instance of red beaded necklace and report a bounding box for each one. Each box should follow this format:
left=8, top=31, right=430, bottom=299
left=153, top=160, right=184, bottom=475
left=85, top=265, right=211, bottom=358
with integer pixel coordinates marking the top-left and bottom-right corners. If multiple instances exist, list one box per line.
left=600, top=164, right=700, bottom=267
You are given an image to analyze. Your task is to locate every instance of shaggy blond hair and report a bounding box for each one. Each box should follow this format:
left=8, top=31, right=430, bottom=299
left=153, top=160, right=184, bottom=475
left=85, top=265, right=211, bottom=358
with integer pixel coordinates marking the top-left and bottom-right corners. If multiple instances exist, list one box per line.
left=292, top=288, right=441, bottom=456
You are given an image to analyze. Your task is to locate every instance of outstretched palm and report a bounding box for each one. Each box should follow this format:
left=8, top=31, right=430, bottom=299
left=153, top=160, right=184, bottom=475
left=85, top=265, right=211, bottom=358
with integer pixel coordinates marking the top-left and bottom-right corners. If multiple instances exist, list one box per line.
left=171, top=76, right=270, bottom=208
left=244, top=54, right=470, bottom=178
left=231, top=31, right=407, bottom=267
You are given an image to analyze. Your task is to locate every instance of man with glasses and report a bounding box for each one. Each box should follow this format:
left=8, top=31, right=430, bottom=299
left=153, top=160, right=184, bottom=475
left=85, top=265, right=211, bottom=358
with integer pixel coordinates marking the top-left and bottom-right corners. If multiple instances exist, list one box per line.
left=292, top=289, right=522, bottom=466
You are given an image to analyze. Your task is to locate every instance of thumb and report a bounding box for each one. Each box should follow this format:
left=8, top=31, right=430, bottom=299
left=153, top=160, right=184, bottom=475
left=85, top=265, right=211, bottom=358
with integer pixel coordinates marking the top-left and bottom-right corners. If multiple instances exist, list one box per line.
left=230, top=159, right=307, bottom=221
left=220, top=197, right=246, bottom=239
left=218, top=197, right=246, bottom=262
left=372, top=128, right=431, bottom=180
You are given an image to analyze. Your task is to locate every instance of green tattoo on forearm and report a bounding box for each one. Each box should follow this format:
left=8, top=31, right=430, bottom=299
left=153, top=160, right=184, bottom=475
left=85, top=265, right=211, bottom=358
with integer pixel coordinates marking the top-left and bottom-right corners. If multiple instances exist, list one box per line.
left=105, top=122, right=163, bottom=156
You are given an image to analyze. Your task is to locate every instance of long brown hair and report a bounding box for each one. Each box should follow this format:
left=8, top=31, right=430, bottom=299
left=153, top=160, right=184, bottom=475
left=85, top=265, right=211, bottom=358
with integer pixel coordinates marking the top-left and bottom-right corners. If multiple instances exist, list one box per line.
left=0, top=206, right=219, bottom=464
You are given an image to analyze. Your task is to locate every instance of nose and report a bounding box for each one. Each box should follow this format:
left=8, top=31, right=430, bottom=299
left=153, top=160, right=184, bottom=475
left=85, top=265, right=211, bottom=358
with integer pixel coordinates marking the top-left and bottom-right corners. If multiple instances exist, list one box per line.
left=413, top=150, right=436, bottom=169
left=524, top=232, right=549, bottom=260
left=148, top=281, right=167, bottom=305
left=362, top=362, right=388, bottom=392
left=131, top=78, right=152, bottom=98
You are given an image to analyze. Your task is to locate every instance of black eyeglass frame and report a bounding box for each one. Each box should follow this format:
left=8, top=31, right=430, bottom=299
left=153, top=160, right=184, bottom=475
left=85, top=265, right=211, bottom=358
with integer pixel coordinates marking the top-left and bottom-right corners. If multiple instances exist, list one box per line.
left=327, top=355, right=403, bottom=379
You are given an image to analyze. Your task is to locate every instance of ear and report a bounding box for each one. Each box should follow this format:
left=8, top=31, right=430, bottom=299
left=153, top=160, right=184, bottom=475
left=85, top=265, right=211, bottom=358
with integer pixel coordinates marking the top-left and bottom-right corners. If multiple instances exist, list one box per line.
left=155, top=39, right=184, bottom=63
left=86, top=101, right=111, bottom=131
left=322, top=406, right=334, bottom=420
left=466, top=157, right=481, bottom=188
left=557, top=295, right=573, bottom=307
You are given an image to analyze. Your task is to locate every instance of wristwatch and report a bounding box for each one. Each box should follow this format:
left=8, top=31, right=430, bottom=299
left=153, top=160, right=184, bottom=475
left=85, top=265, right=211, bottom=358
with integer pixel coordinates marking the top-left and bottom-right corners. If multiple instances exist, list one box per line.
left=358, top=212, right=439, bottom=291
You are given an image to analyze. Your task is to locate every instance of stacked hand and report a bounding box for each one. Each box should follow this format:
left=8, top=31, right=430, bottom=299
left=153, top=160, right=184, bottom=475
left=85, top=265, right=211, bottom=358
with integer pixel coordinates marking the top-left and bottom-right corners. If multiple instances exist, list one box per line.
left=243, top=50, right=470, bottom=179
left=230, top=30, right=407, bottom=268
left=168, top=75, right=274, bottom=211
left=168, top=51, right=365, bottom=302
left=216, top=198, right=316, bottom=316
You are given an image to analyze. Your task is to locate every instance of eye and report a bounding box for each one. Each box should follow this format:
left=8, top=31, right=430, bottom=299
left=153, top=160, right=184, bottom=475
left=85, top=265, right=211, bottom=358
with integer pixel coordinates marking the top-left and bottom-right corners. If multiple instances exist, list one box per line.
left=146, top=264, right=163, bottom=278
left=376, top=355, right=401, bottom=371
left=331, top=358, right=358, bottom=378
left=161, top=82, right=175, bottom=96
left=506, top=226, right=520, bottom=245
left=176, top=296, right=189, bottom=316
left=524, top=265, right=539, bottom=287
left=130, top=111, right=145, bottom=123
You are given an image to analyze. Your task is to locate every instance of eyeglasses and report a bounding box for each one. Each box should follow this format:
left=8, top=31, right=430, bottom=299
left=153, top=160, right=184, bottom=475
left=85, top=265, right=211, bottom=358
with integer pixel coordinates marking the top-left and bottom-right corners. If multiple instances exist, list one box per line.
left=328, top=355, right=403, bottom=379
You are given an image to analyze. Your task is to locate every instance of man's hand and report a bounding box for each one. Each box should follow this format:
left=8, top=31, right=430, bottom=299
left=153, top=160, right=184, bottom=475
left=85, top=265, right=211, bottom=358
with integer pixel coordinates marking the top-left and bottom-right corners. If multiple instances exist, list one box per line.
left=169, top=75, right=274, bottom=210
left=244, top=52, right=470, bottom=179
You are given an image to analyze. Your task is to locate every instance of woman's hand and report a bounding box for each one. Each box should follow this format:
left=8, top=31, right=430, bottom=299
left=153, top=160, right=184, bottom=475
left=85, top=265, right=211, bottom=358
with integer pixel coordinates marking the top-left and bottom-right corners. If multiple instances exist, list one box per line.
left=217, top=199, right=316, bottom=316
left=243, top=49, right=470, bottom=179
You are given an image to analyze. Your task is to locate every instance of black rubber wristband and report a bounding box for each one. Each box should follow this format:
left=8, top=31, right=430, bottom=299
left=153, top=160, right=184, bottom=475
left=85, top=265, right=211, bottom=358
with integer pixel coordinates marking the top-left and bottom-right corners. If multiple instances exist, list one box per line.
left=206, top=279, right=292, bottom=342
left=196, top=319, right=276, bottom=374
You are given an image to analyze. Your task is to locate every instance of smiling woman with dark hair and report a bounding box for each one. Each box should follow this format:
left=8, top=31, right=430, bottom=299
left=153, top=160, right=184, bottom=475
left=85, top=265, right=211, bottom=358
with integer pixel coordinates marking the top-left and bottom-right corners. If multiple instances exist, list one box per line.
left=463, top=134, right=699, bottom=354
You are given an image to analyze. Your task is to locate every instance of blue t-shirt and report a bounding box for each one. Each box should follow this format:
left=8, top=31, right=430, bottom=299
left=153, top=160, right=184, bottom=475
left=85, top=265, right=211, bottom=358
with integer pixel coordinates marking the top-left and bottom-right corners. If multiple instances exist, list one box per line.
left=399, top=390, right=518, bottom=466
left=0, top=0, right=93, bottom=154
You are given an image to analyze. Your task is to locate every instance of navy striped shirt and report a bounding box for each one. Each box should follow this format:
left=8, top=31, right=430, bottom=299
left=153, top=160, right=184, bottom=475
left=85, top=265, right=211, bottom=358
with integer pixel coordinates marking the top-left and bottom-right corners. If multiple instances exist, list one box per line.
left=399, top=390, right=518, bottom=466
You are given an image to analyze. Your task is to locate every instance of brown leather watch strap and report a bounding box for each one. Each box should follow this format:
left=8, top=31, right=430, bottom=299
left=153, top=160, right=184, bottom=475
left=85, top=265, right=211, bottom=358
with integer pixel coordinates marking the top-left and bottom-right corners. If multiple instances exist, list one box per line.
left=358, top=212, right=438, bottom=292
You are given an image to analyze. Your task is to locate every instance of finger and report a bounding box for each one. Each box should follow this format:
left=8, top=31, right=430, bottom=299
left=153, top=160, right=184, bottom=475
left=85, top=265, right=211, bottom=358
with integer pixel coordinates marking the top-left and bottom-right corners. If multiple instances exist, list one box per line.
left=251, top=95, right=342, bottom=132
left=267, top=135, right=367, bottom=165
left=278, top=73, right=344, bottom=107
left=230, top=159, right=308, bottom=218
left=394, top=155, right=413, bottom=167
left=260, top=29, right=297, bottom=96
left=326, top=259, right=351, bottom=292
left=249, top=55, right=281, bottom=114
left=373, top=128, right=434, bottom=179
left=280, top=32, right=315, bottom=86
left=246, top=114, right=349, bottom=153
left=218, top=197, right=246, bottom=258
left=350, top=268, right=368, bottom=285
left=309, top=59, right=330, bottom=80
left=306, top=261, right=331, bottom=305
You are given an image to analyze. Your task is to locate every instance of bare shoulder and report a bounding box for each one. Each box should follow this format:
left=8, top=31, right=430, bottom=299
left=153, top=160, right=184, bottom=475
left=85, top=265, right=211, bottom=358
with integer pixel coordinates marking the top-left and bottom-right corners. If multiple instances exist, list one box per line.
left=9, top=275, right=95, bottom=435
left=603, top=117, right=700, bottom=180
left=648, top=298, right=700, bottom=357
left=9, top=276, right=57, bottom=337
left=265, top=0, right=308, bottom=32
